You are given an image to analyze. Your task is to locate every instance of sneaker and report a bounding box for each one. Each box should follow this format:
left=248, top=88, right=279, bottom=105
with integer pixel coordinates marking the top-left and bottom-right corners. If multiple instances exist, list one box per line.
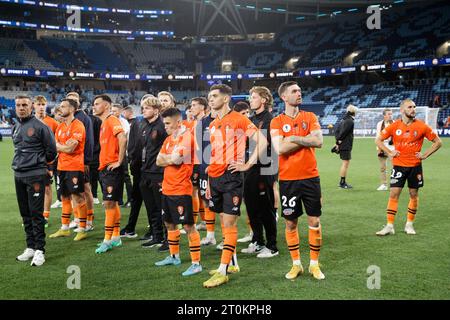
left=139, top=231, right=153, bottom=241
left=196, top=221, right=207, bottom=231
left=182, top=263, right=203, bottom=276
left=203, top=272, right=229, bottom=288
left=376, top=224, right=395, bottom=236
left=111, top=238, right=123, bottom=247
left=93, top=198, right=100, bottom=205
left=49, top=229, right=71, bottom=238
left=209, top=265, right=240, bottom=276
left=142, top=238, right=163, bottom=248
left=158, top=241, right=169, bottom=252
left=155, top=255, right=181, bottom=266
left=69, top=220, right=78, bottom=229
left=339, top=183, right=353, bottom=189
left=120, top=228, right=138, bottom=238
left=377, top=184, right=388, bottom=191
left=216, top=241, right=224, bottom=250
left=16, top=248, right=35, bottom=261
left=30, top=250, right=45, bottom=266
left=200, top=237, right=217, bottom=246
left=50, top=200, right=62, bottom=209
left=237, top=232, right=253, bottom=243
left=95, top=242, right=112, bottom=254
left=309, top=264, right=325, bottom=280
left=85, top=224, right=94, bottom=232
left=285, top=264, right=304, bottom=280
left=256, top=247, right=279, bottom=258
left=241, top=242, right=264, bottom=254
left=404, top=222, right=416, bottom=235
left=73, top=231, right=88, bottom=241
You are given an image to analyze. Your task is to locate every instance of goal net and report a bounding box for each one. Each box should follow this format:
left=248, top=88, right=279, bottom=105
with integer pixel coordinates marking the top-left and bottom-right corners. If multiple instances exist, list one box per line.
left=353, top=107, right=439, bottom=137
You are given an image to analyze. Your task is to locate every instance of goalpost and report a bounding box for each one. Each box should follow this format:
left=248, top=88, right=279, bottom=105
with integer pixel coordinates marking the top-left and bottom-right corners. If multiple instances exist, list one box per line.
left=353, top=107, right=440, bottom=137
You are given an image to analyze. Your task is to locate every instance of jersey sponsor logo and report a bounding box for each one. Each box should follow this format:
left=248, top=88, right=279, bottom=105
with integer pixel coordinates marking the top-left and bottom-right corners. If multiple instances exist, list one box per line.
left=282, top=124, right=291, bottom=133
left=232, top=196, right=240, bottom=206
left=283, top=208, right=294, bottom=216
left=302, top=121, right=308, bottom=131
left=395, top=129, right=402, bottom=136
left=27, top=127, right=35, bottom=137
left=107, top=186, right=113, bottom=194
left=413, top=130, right=418, bottom=138
left=177, top=206, right=184, bottom=216
left=113, top=125, right=122, bottom=131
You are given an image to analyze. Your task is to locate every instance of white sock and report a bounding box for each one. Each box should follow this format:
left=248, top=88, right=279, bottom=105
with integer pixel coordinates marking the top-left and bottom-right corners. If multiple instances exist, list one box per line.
left=74, top=218, right=80, bottom=224
left=406, top=221, right=413, bottom=226
left=78, top=227, right=86, bottom=232
left=293, top=259, right=301, bottom=266
left=61, top=225, right=69, bottom=230
left=387, top=223, right=394, bottom=228
left=192, top=261, right=200, bottom=265
left=87, top=221, right=93, bottom=226
left=111, top=236, right=120, bottom=242
left=218, top=263, right=228, bottom=275
left=207, top=231, right=215, bottom=239
left=230, top=253, right=239, bottom=268
left=103, top=239, right=112, bottom=245
left=310, top=259, right=319, bottom=267
left=172, top=253, right=180, bottom=259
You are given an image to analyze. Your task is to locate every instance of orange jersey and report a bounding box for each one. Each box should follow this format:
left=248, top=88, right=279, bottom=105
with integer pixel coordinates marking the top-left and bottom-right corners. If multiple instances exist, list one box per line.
left=380, top=119, right=437, bottom=167
left=270, top=111, right=321, bottom=181
left=99, top=115, right=125, bottom=171
left=43, top=116, right=59, bottom=134
left=208, top=110, right=258, bottom=178
left=160, top=130, right=195, bottom=196
left=182, top=119, right=196, bottom=133
left=56, top=119, right=86, bottom=171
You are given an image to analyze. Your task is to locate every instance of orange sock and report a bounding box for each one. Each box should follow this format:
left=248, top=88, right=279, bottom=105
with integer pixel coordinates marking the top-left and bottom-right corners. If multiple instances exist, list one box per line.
left=407, top=197, right=418, bottom=222
left=192, top=194, right=200, bottom=224
left=61, top=198, right=72, bottom=226
left=43, top=211, right=50, bottom=219
left=188, top=230, right=201, bottom=263
left=309, top=225, right=322, bottom=262
left=286, top=228, right=300, bottom=262
left=77, top=203, right=87, bottom=229
left=386, top=197, right=399, bottom=224
left=199, top=199, right=205, bottom=222
left=87, top=208, right=94, bottom=223
left=205, top=207, right=216, bottom=232
left=221, top=226, right=238, bottom=265
left=104, top=208, right=115, bottom=241
left=112, top=204, right=121, bottom=238
left=168, top=229, right=181, bottom=256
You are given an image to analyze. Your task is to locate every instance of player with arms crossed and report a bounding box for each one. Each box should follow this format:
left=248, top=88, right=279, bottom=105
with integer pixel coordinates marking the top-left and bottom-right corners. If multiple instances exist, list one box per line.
left=375, top=99, right=442, bottom=236
left=270, top=81, right=325, bottom=281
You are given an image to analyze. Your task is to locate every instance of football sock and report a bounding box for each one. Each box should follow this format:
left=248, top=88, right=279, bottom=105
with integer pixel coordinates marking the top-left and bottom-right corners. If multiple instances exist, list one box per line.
left=188, top=230, right=201, bottom=264
left=386, top=197, right=398, bottom=225
left=407, top=197, right=418, bottom=222
left=309, top=224, right=322, bottom=264
left=192, top=194, right=200, bottom=224
left=286, top=228, right=300, bottom=263
left=168, top=229, right=181, bottom=257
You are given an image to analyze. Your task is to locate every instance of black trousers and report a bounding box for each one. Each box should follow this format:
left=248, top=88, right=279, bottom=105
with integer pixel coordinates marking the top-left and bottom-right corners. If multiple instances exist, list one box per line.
left=139, top=174, right=166, bottom=242
left=243, top=168, right=278, bottom=251
left=89, top=162, right=100, bottom=198
left=123, top=173, right=151, bottom=232
left=15, top=175, right=47, bottom=253
left=119, top=161, right=133, bottom=204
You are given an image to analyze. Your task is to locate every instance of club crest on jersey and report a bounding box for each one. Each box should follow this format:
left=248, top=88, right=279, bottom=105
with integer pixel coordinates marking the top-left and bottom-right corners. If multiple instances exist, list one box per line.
left=302, top=121, right=308, bottom=131
left=107, top=186, right=113, bottom=194
left=395, top=129, right=402, bottom=136
left=27, top=127, right=35, bottom=137
left=282, top=124, right=291, bottom=133
left=177, top=206, right=184, bottom=216
left=232, top=196, right=240, bottom=206
left=413, top=131, right=418, bottom=137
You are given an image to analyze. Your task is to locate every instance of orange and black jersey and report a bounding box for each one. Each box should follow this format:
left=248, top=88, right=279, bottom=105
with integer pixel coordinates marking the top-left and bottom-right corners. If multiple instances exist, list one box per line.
left=56, top=118, right=86, bottom=172
left=99, top=115, right=124, bottom=171
left=43, top=116, right=59, bottom=134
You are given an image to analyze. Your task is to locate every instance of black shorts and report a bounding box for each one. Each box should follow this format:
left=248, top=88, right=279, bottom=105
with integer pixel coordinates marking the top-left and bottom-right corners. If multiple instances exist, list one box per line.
left=58, top=171, right=85, bottom=197
left=208, top=170, right=243, bottom=215
left=99, top=167, right=124, bottom=201
left=390, top=165, right=424, bottom=189
left=161, top=194, right=194, bottom=225
left=340, top=150, right=351, bottom=160
left=279, top=177, right=322, bottom=220
left=191, top=164, right=200, bottom=187
left=198, top=172, right=209, bottom=202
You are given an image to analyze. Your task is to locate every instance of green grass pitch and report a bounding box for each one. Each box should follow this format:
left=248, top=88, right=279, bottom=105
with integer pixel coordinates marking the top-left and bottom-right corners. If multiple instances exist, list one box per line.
left=0, top=136, right=449, bottom=300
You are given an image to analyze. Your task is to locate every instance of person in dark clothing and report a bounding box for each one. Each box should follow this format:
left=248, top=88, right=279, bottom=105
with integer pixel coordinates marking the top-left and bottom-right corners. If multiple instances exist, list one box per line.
left=241, top=86, right=279, bottom=258
left=137, top=96, right=169, bottom=250
left=88, top=113, right=102, bottom=203
left=333, top=104, right=357, bottom=189
left=120, top=106, right=149, bottom=240
left=12, top=95, right=57, bottom=266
